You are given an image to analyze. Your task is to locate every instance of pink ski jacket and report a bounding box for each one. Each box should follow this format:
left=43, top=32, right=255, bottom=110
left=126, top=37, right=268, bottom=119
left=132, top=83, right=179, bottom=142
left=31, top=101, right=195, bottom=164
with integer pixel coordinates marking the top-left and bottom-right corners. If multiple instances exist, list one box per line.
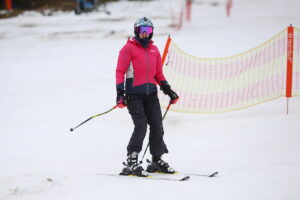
left=116, top=38, right=167, bottom=95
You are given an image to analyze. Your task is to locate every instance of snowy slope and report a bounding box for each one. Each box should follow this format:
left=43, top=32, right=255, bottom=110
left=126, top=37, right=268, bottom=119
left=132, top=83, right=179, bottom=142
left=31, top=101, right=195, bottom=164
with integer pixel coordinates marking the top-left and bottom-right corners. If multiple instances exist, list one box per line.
left=0, top=0, right=300, bottom=200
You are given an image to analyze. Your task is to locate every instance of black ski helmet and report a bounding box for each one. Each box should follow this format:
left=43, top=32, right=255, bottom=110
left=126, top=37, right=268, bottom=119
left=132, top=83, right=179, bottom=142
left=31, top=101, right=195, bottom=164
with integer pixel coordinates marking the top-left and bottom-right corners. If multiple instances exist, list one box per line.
left=134, top=17, right=154, bottom=39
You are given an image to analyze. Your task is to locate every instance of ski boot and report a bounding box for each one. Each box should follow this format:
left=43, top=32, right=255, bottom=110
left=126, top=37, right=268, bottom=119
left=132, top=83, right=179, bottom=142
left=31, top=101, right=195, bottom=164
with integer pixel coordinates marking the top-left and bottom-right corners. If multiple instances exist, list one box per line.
left=146, top=156, right=176, bottom=174
left=119, top=152, right=148, bottom=177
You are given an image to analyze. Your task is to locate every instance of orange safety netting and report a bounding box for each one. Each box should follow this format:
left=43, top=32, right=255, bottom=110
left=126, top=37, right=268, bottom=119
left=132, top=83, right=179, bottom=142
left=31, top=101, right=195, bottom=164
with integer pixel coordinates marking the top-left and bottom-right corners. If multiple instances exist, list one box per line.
left=158, top=27, right=300, bottom=113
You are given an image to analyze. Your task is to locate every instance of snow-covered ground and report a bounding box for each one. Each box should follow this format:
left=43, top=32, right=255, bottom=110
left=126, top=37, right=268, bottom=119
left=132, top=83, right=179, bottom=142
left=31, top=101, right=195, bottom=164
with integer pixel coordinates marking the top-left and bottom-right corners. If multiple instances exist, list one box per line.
left=1, top=0, right=300, bottom=199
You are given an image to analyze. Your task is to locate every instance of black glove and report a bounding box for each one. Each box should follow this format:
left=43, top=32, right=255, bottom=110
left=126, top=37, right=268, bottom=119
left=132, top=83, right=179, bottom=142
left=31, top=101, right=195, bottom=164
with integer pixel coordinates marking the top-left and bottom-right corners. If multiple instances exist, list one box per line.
left=116, top=89, right=127, bottom=108
left=160, top=83, right=179, bottom=104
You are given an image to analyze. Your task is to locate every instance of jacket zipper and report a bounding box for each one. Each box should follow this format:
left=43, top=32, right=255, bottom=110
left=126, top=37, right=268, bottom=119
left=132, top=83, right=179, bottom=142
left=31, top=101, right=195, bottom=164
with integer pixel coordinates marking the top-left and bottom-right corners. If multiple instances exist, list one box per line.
left=145, top=49, right=150, bottom=95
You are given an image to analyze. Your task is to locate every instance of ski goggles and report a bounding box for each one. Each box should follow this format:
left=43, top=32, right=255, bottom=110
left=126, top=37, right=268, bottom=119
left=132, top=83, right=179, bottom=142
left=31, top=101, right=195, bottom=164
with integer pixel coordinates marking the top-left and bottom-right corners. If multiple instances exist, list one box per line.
left=135, top=26, right=153, bottom=35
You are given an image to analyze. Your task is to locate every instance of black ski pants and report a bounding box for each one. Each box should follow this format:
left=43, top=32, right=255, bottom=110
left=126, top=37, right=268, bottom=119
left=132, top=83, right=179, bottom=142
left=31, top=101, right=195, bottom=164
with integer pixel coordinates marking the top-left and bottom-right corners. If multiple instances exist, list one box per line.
left=126, top=92, right=168, bottom=156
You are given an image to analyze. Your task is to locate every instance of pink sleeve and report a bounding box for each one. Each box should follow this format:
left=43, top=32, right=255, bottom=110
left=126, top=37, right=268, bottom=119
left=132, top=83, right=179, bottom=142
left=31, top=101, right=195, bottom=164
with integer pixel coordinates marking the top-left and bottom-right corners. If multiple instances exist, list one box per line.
left=116, top=44, right=132, bottom=90
left=155, top=49, right=167, bottom=85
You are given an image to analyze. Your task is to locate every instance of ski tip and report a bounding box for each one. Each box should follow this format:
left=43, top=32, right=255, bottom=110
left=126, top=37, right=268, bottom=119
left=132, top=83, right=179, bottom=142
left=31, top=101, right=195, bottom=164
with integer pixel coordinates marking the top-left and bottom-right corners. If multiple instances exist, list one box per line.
left=179, top=176, right=190, bottom=181
left=209, top=171, right=219, bottom=177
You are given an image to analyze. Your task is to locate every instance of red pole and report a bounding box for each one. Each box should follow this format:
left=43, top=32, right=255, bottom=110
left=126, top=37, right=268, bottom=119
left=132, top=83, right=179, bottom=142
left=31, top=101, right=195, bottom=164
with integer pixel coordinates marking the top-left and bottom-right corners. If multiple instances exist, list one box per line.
left=286, top=25, right=294, bottom=98
left=186, top=0, right=192, bottom=22
left=178, top=6, right=184, bottom=30
left=161, top=35, right=172, bottom=66
left=286, top=25, right=294, bottom=114
left=5, top=0, right=13, bottom=11
left=226, top=0, right=232, bottom=17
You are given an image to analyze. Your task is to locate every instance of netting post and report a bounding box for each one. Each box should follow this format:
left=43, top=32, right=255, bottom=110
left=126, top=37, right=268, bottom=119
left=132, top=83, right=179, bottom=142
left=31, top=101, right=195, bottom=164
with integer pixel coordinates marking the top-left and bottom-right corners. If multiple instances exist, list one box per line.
left=5, top=0, right=12, bottom=11
left=161, top=35, right=172, bottom=66
left=186, top=0, right=192, bottom=22
left=226, top=0, right=233, bottom=17
left=286, top=24, right=294, bottom=115
left=178, top=7, right=184, bottom=30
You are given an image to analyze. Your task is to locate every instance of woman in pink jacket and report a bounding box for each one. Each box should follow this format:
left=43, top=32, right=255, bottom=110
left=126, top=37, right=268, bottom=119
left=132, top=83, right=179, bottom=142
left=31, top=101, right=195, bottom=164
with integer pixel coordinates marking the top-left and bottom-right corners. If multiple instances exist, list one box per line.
left=116, top=17, right=179, bottom=177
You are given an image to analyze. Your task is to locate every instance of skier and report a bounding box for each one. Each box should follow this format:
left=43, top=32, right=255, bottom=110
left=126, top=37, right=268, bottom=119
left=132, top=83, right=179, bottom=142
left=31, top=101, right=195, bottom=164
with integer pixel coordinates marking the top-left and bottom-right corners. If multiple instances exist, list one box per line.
left=115, top=17, right=179, bottom=177
left=75, top=0, right=97, bottom=15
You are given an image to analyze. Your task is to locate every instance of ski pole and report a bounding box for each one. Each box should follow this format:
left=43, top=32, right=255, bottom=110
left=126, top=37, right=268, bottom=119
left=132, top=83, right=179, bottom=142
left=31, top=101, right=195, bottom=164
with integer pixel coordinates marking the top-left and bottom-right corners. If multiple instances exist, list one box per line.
left=70, top=105, right=118, bottom=132
left=162, top=102, right=172, bottom=120
left=140, top=102, right=172, bottom=163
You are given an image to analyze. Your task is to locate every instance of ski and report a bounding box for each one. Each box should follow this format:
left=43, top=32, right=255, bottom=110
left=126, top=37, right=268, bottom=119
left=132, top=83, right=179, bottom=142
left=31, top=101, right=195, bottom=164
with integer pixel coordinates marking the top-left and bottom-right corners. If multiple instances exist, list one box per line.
left=96, top=173, right=190, bottom=182
left=184, top=171, right=219, bottom=177
left=145, top=159, right=219, bottom=178
left=148, top=171, right=218, bottom=178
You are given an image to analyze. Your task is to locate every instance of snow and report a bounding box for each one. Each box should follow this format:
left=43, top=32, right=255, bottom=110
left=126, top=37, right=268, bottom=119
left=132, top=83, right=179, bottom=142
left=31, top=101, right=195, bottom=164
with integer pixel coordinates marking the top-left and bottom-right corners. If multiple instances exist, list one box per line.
left=0, top=0, right=300, bottom=199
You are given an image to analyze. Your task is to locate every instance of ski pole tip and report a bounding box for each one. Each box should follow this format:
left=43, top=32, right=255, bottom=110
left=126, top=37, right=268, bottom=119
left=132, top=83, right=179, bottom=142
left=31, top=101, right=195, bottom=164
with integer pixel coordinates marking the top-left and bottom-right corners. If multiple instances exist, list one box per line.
left=70, top=128, right=74, bottom=132
left=113, top=105, right=119, bottom=109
